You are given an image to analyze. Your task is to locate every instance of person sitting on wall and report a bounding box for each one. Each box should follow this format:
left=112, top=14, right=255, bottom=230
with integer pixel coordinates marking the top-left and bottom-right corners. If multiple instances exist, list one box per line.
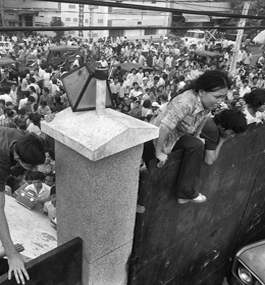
left=142, top=70, right=231, bottom=204
left=200, top=109, right=247, bottom=166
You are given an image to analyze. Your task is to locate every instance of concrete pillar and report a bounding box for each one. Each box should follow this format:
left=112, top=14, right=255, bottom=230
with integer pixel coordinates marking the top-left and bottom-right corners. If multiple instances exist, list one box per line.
left=41, top=107, right=158, bottom=285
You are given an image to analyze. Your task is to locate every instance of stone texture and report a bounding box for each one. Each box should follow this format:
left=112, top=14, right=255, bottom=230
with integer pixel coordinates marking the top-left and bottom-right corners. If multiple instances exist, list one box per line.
left=56, top=141, right=142, bottom=264
left=41, top=107, right=158, bottom=161
left=84, top=241, right=132, bottom=285
left=42, top=107, right=159, bottom=284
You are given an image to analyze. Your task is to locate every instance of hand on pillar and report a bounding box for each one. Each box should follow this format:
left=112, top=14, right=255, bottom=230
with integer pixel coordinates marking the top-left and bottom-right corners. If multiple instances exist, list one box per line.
left=156, top=152, right=168, bottom=168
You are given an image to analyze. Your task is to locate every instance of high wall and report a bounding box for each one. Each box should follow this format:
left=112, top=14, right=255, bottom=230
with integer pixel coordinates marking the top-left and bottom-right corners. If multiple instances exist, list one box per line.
left=129, top=123, right=265, bottom=285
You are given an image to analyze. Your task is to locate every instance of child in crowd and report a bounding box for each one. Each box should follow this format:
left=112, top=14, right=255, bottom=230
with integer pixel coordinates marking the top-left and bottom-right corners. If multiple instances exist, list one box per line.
left=38, top=149, right=55, bottom=174
left=13, top=108, right=28, bottom=130
left=27, top=113, right=42, bottom=135
left=37, top=100, right=51, bottom=118
left=43, top=172, right=56, bottom=221
left=24, top=171, right=51, bottom=212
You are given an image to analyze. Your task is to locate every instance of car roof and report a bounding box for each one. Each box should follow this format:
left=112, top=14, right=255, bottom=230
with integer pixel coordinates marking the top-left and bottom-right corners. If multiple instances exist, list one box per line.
left=0, top=57, right=16, bottom=66
left=49, top=45, right=80, bottom=51
left=193, top=50, right=221, bottom=58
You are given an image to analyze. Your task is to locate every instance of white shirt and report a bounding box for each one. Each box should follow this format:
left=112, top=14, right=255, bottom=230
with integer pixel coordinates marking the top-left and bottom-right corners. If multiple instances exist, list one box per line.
left=244, top=108, right=264, bottom=125
left=0, top=94, right=12, bottom=103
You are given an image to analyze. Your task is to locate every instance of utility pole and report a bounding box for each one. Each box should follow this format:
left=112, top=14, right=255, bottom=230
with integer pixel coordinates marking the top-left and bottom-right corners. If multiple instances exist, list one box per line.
left=88, top=5, right=94, bottom=38
left=229, top=1, right=251, bottom=76
left=0, top=0, right=4, bottom=27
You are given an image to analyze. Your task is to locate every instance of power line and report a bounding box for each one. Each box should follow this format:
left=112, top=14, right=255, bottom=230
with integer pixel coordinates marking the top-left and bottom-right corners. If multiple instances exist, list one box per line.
left=38, top=0, right=265, bottom=20
left=0, top=25, right=264, bottom=32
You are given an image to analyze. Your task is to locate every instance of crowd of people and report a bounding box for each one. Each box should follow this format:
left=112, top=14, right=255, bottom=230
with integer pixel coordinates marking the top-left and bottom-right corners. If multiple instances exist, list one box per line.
left=0, top=30, right=265, bottom=283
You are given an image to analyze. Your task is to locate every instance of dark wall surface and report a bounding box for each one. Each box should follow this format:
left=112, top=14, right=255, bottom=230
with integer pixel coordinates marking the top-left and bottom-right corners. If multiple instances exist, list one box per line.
left=129, top=123, right=265, bottom=285
left=0, top=238, right=82, bottom=285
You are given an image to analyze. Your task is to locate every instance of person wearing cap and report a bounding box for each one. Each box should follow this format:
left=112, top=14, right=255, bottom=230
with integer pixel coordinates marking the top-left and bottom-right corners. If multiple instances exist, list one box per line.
left=140, top=77, right=150, bottom=93
left=72, top=54, right=81, bottom=68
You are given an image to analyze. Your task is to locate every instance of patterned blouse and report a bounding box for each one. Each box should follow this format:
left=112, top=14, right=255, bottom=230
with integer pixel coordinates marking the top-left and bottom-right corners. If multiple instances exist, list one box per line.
left=153, top=89, right=209, bottom=154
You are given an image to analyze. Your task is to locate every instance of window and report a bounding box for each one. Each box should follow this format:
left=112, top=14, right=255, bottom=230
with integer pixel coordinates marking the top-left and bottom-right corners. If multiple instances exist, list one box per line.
left=93, top=33, right=98, bottom=38
left=68, top=4, right=75, bottom=9
left=73, top=18, right=78, bottom=22
left=93, top=6, right=99, bottom=9
left=144, top=29, right=157, bottom=36
left=98, top=19, right=103, bottom=24
left=65, top=18, right=71, bottom=22
left=109, top=29, right=124, bottom=37
left=85, top=19, right=88, bottom=24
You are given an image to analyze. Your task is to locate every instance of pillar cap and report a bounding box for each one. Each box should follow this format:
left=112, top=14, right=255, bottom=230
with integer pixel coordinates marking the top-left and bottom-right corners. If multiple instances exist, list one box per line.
left=41, top=108, right=159, bottom=161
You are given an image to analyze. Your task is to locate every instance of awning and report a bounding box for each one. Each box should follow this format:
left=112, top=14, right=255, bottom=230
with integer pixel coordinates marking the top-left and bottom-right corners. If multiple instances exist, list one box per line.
left=182, top=13, right=210, bottom=22
left=211, top=16, right=228, bottom=19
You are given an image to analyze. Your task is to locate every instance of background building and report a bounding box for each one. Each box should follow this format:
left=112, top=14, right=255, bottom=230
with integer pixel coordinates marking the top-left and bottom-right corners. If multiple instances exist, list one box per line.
left=0, top=0, right=231, bottom=40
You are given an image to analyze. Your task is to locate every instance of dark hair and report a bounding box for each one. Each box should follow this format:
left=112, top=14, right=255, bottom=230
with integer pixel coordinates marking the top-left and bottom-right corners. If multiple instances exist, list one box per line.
left=142, top=99, right=152, bottom=109
left=244, top=88, right=265, bottom=110
left=15, top=134, right=45, bottom=165
left=27, top=96, right=35, bottom=103
left=29, top=86, right=36, bottom=93
left=214, top=109, right=247, bottom=133
left=32, top=113, right=41, bottom=127
left=45, top=171, right=55, bottom=182
left=6, top=109, right=14, bottom=118
left=54, top=95, right=61, bottom=104
left=10, top=165, right=25, bottom=177
left=45, top=148, right=55, bottom=160
left=29, top=77, right=35, bottom=83
left=43, top=87, right=49, bottom=93
left=31, top=171, right=45, bottom=181
left=158, top=93, right=168, bottom=103
left=40, top=100, right=47, bottom=106
left=171, top=70, right=230, bottom=100
left=17, top=108, right=26, bottom=115
left=0, top=99, right=5, bottom=105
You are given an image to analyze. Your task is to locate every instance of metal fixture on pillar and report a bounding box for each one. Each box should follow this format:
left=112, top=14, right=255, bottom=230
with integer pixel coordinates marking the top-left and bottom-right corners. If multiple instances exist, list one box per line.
left=61, top=65, right=113, bottom=112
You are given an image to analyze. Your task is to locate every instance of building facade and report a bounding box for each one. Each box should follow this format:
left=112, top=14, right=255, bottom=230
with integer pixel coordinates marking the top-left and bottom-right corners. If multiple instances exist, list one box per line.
left=1, top=0, right=231, bottom=40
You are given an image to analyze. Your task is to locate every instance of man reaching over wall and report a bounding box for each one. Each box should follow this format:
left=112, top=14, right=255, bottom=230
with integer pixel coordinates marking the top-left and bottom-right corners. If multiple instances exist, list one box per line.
left=0, top=127, right=45, bottom=284
left=200, top=109, right=247, bottom=166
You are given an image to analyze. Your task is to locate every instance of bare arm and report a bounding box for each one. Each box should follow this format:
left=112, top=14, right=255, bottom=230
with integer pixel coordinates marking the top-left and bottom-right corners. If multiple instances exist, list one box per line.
left=154, top=123, right=171, bottom=167
left=204, top=137, right=227, bottom=165
left=0, top=192, right=29, bottom=284
left=155, top=122, right=171, bottom=157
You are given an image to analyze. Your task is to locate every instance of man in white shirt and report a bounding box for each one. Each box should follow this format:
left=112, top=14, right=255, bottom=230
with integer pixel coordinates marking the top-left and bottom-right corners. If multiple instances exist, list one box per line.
left=239, top=80, right=251, bottom=97
left=0, top=92, right=12, bottom=104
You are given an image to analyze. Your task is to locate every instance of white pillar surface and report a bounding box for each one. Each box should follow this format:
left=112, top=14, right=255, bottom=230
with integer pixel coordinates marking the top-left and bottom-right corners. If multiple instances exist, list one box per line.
left=42, top=107, right=158, bottom=285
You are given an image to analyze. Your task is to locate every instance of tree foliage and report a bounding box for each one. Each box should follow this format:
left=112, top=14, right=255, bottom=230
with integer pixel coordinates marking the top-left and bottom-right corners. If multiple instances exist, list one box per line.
left=50, top=17, right=65, bottom=38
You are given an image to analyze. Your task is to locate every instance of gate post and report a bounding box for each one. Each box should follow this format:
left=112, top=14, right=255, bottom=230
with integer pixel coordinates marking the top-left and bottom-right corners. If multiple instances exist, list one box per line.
left=41, top=80, right=158, bottom=284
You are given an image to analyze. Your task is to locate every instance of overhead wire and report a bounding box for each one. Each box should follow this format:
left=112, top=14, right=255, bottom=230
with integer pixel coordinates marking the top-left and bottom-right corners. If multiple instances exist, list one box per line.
left=38, top=0, right=265, bottom=20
